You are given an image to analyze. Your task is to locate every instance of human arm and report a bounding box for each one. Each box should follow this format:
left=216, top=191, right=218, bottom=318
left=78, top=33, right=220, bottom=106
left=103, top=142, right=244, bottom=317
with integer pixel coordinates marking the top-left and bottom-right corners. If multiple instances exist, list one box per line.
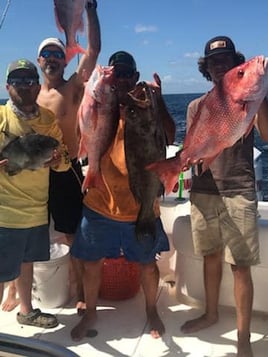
left=0, top=117, right=8, bottom=168
left=254, top=97, right=268, bottom=142
left=75, top=0, right=101, bottom=82
left=45, top=122, right=70, bottom=172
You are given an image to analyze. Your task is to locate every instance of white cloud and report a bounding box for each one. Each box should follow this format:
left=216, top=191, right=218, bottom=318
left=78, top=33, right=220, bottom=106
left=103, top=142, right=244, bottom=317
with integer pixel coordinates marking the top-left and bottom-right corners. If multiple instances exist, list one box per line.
left=161, top=75, right=173, bottom=83
left=135, top=24, right=158, bottom=33
left=142, top=39, right=149, bottom=45
left=165, top=40, right=173, bottom=46
left=184, top=52, right=200, bottom=59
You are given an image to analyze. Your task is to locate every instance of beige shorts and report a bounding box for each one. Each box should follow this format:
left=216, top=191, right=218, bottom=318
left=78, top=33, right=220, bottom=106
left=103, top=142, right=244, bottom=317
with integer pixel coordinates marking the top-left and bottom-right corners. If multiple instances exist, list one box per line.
left=190, top=192, right=259, bottom=266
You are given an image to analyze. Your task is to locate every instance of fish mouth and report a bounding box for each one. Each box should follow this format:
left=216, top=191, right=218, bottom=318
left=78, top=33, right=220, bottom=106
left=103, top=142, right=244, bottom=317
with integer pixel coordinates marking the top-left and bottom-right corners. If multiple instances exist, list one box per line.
left=127, top=82, right=155, bottom=109
left=263, top=56, right=268, bottom=70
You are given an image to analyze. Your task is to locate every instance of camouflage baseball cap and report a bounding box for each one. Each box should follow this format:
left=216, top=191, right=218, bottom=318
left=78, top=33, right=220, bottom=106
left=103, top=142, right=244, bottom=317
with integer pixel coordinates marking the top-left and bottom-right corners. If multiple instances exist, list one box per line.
left=6, top=59, right=39, bottom=79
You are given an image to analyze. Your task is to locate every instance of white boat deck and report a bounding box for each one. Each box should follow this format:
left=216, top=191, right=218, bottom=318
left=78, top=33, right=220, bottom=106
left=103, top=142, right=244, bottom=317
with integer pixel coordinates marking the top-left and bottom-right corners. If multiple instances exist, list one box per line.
left=0, top=279, right=268, bottom=357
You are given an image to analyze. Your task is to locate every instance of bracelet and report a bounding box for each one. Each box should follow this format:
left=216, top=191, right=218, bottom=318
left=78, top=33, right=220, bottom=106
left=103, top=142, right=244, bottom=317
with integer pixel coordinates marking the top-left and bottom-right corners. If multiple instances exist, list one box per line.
left=86, top=0, right=97, bottom=10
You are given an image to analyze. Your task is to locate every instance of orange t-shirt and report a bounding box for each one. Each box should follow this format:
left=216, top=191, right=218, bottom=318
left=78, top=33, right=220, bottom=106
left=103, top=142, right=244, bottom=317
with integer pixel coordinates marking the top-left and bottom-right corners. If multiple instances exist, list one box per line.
left=83, top=117, right=160, bottom=221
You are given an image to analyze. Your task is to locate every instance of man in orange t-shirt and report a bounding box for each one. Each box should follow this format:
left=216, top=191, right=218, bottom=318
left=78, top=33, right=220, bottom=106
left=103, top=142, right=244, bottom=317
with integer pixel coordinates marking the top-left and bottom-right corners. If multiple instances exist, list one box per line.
left=70, top=51, right=176, bottom=341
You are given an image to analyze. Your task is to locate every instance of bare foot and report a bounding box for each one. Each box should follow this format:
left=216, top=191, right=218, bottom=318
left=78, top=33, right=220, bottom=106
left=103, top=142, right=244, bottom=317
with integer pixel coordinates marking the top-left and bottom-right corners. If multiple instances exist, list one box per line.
left=147, top=309, right=165, bottom=338
left=1, top=285, right=19, bottom=312
left=76, top=301, right=86, bottom=316
left=1, top=297, right=20, bottom=312
left=71, top=310, right=97, bottom=341
left=237, top=335, right=253, bottom=357
left=180, top=313, right=218, bottom=334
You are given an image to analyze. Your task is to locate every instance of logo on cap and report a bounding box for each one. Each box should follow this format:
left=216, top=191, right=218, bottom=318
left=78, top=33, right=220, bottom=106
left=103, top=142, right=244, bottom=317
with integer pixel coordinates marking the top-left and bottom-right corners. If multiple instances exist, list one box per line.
left=210, top=40, right=227, bottom=51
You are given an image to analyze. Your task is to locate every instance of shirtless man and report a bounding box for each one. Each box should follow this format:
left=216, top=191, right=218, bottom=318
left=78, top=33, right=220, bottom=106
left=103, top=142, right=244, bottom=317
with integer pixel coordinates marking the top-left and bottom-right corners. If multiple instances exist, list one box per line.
left=1, top=0, right=100, bottom=313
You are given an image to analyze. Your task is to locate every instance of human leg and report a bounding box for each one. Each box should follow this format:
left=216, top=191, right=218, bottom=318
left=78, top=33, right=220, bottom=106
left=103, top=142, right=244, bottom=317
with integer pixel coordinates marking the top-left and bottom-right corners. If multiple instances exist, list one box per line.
left=15, top=261, right=58, bottom=328
left=181, top=251, right=222, bottom=333
left=1, top=280, right=19, bottom=311
left=60, top=232, right=85, bottom=314
left=49, top=164, right=84, bottom=311
left=223, top=195, right=258, bottom=356
left=0, top=282, right=4, bottom=304
left=71, top=255, right=86, bottom=315
left=140, top=261, right=164, bottom=338
left=232, top=265, right=253, bottom=357
left=71, top=259, right=104, bottom=341
left=15, top=262, right=34, bottom=315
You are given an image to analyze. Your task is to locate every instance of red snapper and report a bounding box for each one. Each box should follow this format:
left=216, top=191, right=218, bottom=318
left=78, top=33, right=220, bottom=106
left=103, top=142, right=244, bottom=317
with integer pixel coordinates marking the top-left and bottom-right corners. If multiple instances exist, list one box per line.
left=54, top=0, right=86, bottom=63
left=78, top=65, right=119, bottom=193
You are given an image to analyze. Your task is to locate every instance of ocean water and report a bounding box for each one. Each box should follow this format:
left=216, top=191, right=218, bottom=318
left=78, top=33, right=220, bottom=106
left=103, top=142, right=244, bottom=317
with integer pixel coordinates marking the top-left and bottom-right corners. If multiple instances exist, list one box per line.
left=163, top=93, right=268, bottom=201
left=1, top=95, right=268, bottom=199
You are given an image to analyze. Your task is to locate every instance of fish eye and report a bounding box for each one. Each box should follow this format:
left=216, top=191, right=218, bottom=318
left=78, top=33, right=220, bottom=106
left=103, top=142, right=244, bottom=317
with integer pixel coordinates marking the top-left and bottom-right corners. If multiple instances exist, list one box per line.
left=237, top=69, right=244, bottom=78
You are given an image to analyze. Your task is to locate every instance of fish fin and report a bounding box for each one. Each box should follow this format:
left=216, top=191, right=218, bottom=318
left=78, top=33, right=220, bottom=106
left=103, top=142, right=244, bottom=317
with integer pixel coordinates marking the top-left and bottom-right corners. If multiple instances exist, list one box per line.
left=77, top=142, right=87, bottom=161
left=65, top=44, right=87, bottom=64
left=135, top=216, right=156, bottom=241
left=201, top=155, right=218, bottom=173
left=82, top=170, right=106, bottom=193
left=244, top=120, right=255, bottom=138
left=6, top=167, right=22, bottom=176
left=146, top=157, right=181, bottom=194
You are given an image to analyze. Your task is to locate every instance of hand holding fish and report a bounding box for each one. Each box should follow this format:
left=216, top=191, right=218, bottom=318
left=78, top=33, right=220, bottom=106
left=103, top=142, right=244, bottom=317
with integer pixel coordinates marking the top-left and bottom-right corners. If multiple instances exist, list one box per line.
left=43, top=149, right=62, bottom=168
left=0, top=159, right=8, bottom=168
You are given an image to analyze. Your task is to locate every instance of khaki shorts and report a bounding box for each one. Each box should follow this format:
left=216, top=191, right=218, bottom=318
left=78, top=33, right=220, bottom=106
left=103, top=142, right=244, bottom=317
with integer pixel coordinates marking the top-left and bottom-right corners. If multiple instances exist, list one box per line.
left=190, top=192, right=259, bottom=266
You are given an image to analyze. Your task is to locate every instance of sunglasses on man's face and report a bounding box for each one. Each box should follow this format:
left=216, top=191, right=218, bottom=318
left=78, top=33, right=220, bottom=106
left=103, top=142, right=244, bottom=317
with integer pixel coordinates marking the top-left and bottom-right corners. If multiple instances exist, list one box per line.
left=7, top=77, right=39, bottom=87
left=114, top=68, right=135, bottom=79
left=40, top=49, right=65, bottom=59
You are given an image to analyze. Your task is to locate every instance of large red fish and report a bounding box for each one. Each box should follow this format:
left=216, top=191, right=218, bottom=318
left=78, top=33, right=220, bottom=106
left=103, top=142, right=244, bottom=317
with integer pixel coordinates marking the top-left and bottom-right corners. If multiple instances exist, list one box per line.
left=78, top=65, right=119, bottom=193
left=54, top=0, right=87, bottom=63
left=147, top=56, right=268, bottom=193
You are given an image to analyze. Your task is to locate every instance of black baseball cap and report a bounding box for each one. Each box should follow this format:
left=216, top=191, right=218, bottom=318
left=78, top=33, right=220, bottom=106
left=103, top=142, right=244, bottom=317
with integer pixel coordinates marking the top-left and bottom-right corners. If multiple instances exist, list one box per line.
left=204, top=36, right=236, bottom=58
left=6, top=59, right=39, bottom=79
left=108, top=51, right=137, bottom=70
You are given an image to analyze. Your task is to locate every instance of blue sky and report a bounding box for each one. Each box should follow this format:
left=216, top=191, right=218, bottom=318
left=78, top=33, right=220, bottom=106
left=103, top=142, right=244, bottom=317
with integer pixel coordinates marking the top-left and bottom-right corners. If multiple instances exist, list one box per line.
left=0, top=0, right=268, bottom=97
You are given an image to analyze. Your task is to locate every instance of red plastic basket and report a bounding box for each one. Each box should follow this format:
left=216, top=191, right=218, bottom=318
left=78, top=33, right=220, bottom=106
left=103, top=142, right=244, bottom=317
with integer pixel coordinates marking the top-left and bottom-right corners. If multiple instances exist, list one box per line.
left=99, top=256, right=141, bottom=300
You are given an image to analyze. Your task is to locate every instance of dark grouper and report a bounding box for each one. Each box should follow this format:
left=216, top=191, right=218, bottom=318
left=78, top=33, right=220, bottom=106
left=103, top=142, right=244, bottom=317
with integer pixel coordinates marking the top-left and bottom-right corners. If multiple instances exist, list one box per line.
left=124, top=80, right=167, bottom=240
left=0, top=132, right=59, bottom=175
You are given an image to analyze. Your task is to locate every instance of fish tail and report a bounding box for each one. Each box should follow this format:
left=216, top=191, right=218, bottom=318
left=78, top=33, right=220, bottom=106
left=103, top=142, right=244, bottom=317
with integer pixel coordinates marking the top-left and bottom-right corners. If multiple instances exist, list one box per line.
left=77, top=143, right=87, bottom=161
left=82, top=170, right=106, bottom=193
left=146, top=156, right=182, bottom=194
left=65, top=44, right=87, bottom=64
left=135, top=216, right=156, bottom=241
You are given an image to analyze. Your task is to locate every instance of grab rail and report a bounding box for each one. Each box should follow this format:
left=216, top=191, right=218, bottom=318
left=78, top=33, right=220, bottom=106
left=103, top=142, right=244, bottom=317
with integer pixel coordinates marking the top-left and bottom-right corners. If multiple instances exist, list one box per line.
left=0, top=332, right=79, bottom=357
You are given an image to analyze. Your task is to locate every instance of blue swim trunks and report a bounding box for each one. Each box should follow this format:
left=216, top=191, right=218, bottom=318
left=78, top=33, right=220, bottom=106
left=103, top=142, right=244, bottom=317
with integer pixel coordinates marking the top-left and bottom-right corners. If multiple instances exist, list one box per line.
left=0, top=225, right=50, bottom=282
left=71, top=206, right=170, bottom=264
